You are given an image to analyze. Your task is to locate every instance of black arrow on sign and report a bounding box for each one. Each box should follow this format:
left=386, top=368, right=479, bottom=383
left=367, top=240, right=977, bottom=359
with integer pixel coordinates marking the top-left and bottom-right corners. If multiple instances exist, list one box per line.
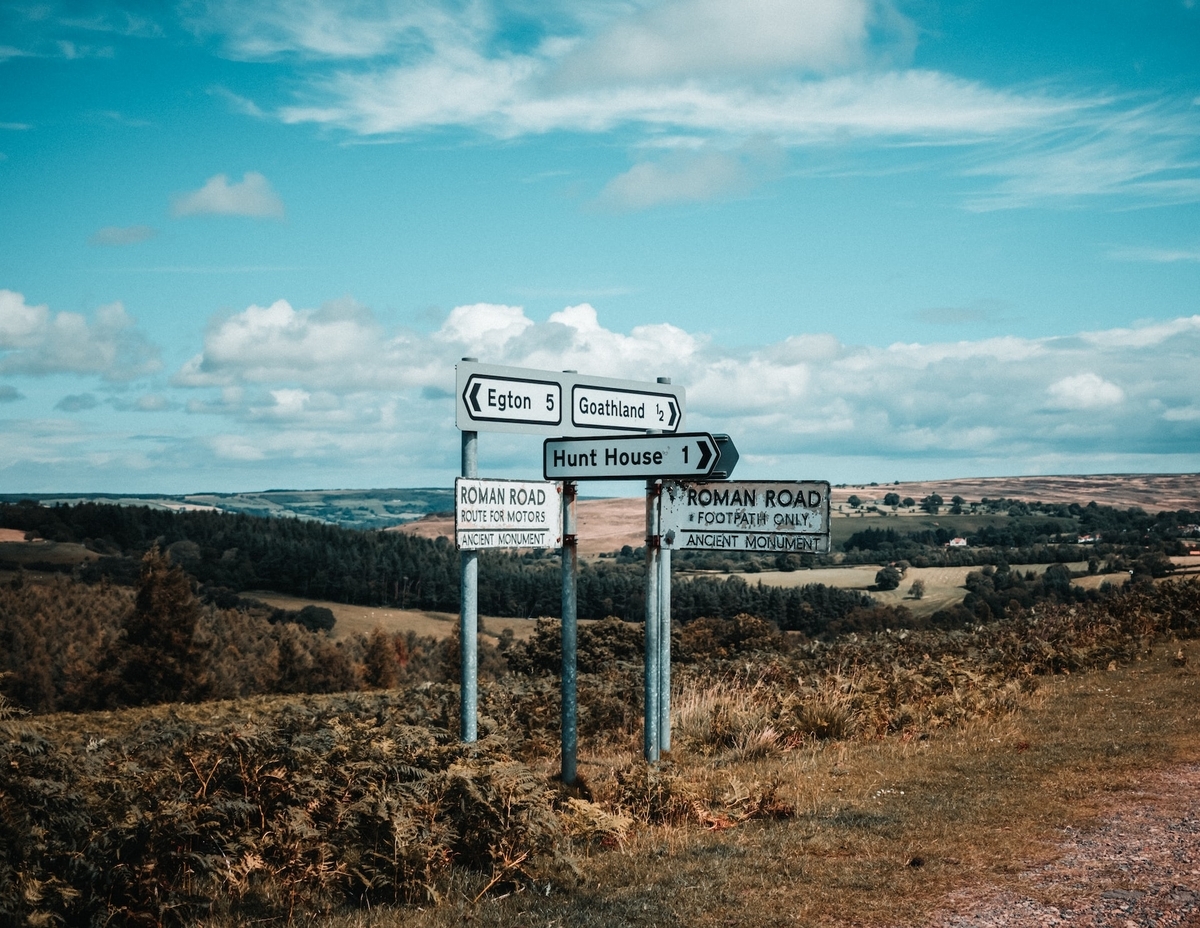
left=468, top=381, right=482, bottom=413
left=695, top=439, right=712, bottom=471
left=667, top=400, right=678, bottom=428
left=711, top=434, right=739, bottom=479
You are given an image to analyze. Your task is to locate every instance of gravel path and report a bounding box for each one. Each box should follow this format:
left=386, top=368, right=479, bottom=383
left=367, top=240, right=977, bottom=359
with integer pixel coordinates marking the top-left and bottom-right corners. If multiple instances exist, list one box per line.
left=925, top=763, right=1200, bottom=927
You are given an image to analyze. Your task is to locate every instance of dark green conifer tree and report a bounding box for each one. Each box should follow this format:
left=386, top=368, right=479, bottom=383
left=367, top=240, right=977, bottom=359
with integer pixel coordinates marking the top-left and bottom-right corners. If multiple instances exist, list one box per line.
left=103, top=546, right=210, bottom=706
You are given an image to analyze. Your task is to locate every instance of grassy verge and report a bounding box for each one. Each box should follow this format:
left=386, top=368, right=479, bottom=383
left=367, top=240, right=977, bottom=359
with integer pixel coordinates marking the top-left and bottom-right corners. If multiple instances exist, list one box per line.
left=6, top=583, right=1199, bottom=927
left=317, top=640, right=1200, bottom=928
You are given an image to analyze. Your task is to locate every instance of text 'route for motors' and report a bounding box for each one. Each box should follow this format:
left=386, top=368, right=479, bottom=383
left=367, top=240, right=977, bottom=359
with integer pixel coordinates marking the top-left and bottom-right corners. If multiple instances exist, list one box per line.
left=456, top=360, right=686, bottom=436
left=455, top=477, right=563, bottom=551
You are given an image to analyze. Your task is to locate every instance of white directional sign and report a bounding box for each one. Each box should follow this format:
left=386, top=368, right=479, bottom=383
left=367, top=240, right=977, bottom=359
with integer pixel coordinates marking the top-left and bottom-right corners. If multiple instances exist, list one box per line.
left=544, top=432, right=729, bottom=481
left=456, top=361, right=685, bottom=436
left=455, top=477, right=563, bottom=550
left=459, top=371, right=562, bottom=429
left=572, top=384, right=681, bottom=433
left=659, top=480, right=831, bottom=553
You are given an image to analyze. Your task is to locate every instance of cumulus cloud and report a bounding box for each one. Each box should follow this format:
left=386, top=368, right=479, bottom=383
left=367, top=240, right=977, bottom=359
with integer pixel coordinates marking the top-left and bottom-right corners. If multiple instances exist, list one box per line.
left=1046, top=373, right=1125, bottom=410
left=166, top=295, right=1200, bottom=476
left=0, top=290, right=161, bottom=381
left=172, top=172, right=285, bottom=219
left=89, top=224, right=158, bottom=246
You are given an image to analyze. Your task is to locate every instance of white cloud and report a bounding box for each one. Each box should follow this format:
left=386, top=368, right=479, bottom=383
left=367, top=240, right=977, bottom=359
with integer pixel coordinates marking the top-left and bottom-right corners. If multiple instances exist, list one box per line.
left=163, top=294, right=1200, bottom=480
left=964, top=102, right=1200, bottom=210
left=208, top=85, right=266, bottom=118
left=89, top=225, right=158, bottom=246
left=0, top=290, right=161, bottom=381
left=172, top=171, right=285, bottom=218
left=183, top=0, right=453, bottom=60
left=231, top=1, right=1199, bottom=210
left=1107, top=245, right=1200, bottom=263
left=282, top=62, right=1067, bottom=143
left=5, top=291, right=1200, bottom=487
left=553, top=0, right=879, bottom=85
left=1046, top=373, right=1125, bottom=410
left=1162, top=406, right=1200, bottom=422
left=598, top=149, right=754, bottom=209
left=434, top=303, right=533, bottom=356
left=175, top=297, right=440, bottom=390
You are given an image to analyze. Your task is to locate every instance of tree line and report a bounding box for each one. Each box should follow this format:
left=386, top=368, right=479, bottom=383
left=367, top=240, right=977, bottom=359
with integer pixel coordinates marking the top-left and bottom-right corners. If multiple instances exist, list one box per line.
left=0, top=500, right=873, bottom=628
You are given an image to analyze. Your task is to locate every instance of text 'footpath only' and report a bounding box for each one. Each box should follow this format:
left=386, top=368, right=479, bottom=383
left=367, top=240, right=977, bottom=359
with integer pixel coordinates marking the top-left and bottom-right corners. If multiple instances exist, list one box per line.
left=659, top=480, right=832, bottom=553
left=543, top=433, right=728, bottom=481
left=455, top=477, right=563, bottom=550
left=457, top=360, right=685, bottom=436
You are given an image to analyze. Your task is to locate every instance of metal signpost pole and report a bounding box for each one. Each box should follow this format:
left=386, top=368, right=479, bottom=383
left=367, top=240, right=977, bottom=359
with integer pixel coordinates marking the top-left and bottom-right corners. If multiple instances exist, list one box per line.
left=659, top=537, right=671, bottom=754
left=561, top=480, right=578, bottom=785
left=459, top=357, right=480, bottom=744
left=655, top=377, right=672, bottom=755
left=644, top=479, right=661, bottom=762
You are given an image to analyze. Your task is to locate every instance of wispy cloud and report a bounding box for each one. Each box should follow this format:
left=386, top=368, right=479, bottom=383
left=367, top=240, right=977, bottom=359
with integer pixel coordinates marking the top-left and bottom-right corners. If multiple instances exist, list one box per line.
left=208, top=85, right=266, bottom=118
left=89, top=225, right=158, bottom=247
left=1107, top=244, right=1200, bottom=263
left=963, top=100, right=1200, bottom=209
left=597, top=142, right=782, bottom=210
left=172, top=172, right=286, bottom=219
left=226, top=0, right=1199, bottom=211
left=55, top=393, right=99, bottom=412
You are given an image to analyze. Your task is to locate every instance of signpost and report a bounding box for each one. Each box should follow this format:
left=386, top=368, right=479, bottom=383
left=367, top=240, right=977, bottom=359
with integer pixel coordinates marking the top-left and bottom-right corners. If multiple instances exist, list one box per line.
left=455, top=477, right=562, bottom=550
left=457, top=361, right=686, bottom=436
left=660, top=480, right=832, bottom=554
left=454, top=359, right=686, bottom=784
left=543, top=432, right=735, bottom=481
left=542, top=430, right=738, bottom=762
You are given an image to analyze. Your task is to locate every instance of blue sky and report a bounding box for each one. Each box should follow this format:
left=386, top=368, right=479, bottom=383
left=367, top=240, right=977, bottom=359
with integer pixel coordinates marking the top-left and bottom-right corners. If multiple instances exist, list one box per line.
left=1, top=0, right=1198, bottom=494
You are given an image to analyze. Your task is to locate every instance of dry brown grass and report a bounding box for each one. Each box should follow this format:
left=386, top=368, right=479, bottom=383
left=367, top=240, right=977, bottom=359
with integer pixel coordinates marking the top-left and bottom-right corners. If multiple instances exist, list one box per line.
left=240, top=590, right=544, bottom=643
left=301, top=639, right=1200, bottom=928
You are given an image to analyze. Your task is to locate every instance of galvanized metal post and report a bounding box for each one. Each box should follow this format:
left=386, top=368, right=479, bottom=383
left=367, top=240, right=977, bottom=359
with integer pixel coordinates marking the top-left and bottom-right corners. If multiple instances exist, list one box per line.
left=659, top=542, right=671, bottom=753
left=644, top=479, right=661, bottom=762
left=561, top=481, right=578, bottom=784
left=655, top=377, right=672, bottom=755
left=459, top=395, right=479, bottom=742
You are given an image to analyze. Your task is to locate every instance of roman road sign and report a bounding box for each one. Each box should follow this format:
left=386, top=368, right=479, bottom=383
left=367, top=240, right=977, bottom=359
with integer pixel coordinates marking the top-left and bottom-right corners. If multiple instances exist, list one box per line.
left=455, top=477, right=563, bottom=550
left=456, top=361, right=685, bottom=436
left=543, top=432, right=736, bottom=481
left=659, top=480, right=832, bottom=553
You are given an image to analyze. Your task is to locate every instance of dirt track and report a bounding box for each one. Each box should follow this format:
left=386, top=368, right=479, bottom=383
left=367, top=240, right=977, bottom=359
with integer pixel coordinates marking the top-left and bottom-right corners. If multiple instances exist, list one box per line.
left=920, top=763, right=1200, bottom=928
